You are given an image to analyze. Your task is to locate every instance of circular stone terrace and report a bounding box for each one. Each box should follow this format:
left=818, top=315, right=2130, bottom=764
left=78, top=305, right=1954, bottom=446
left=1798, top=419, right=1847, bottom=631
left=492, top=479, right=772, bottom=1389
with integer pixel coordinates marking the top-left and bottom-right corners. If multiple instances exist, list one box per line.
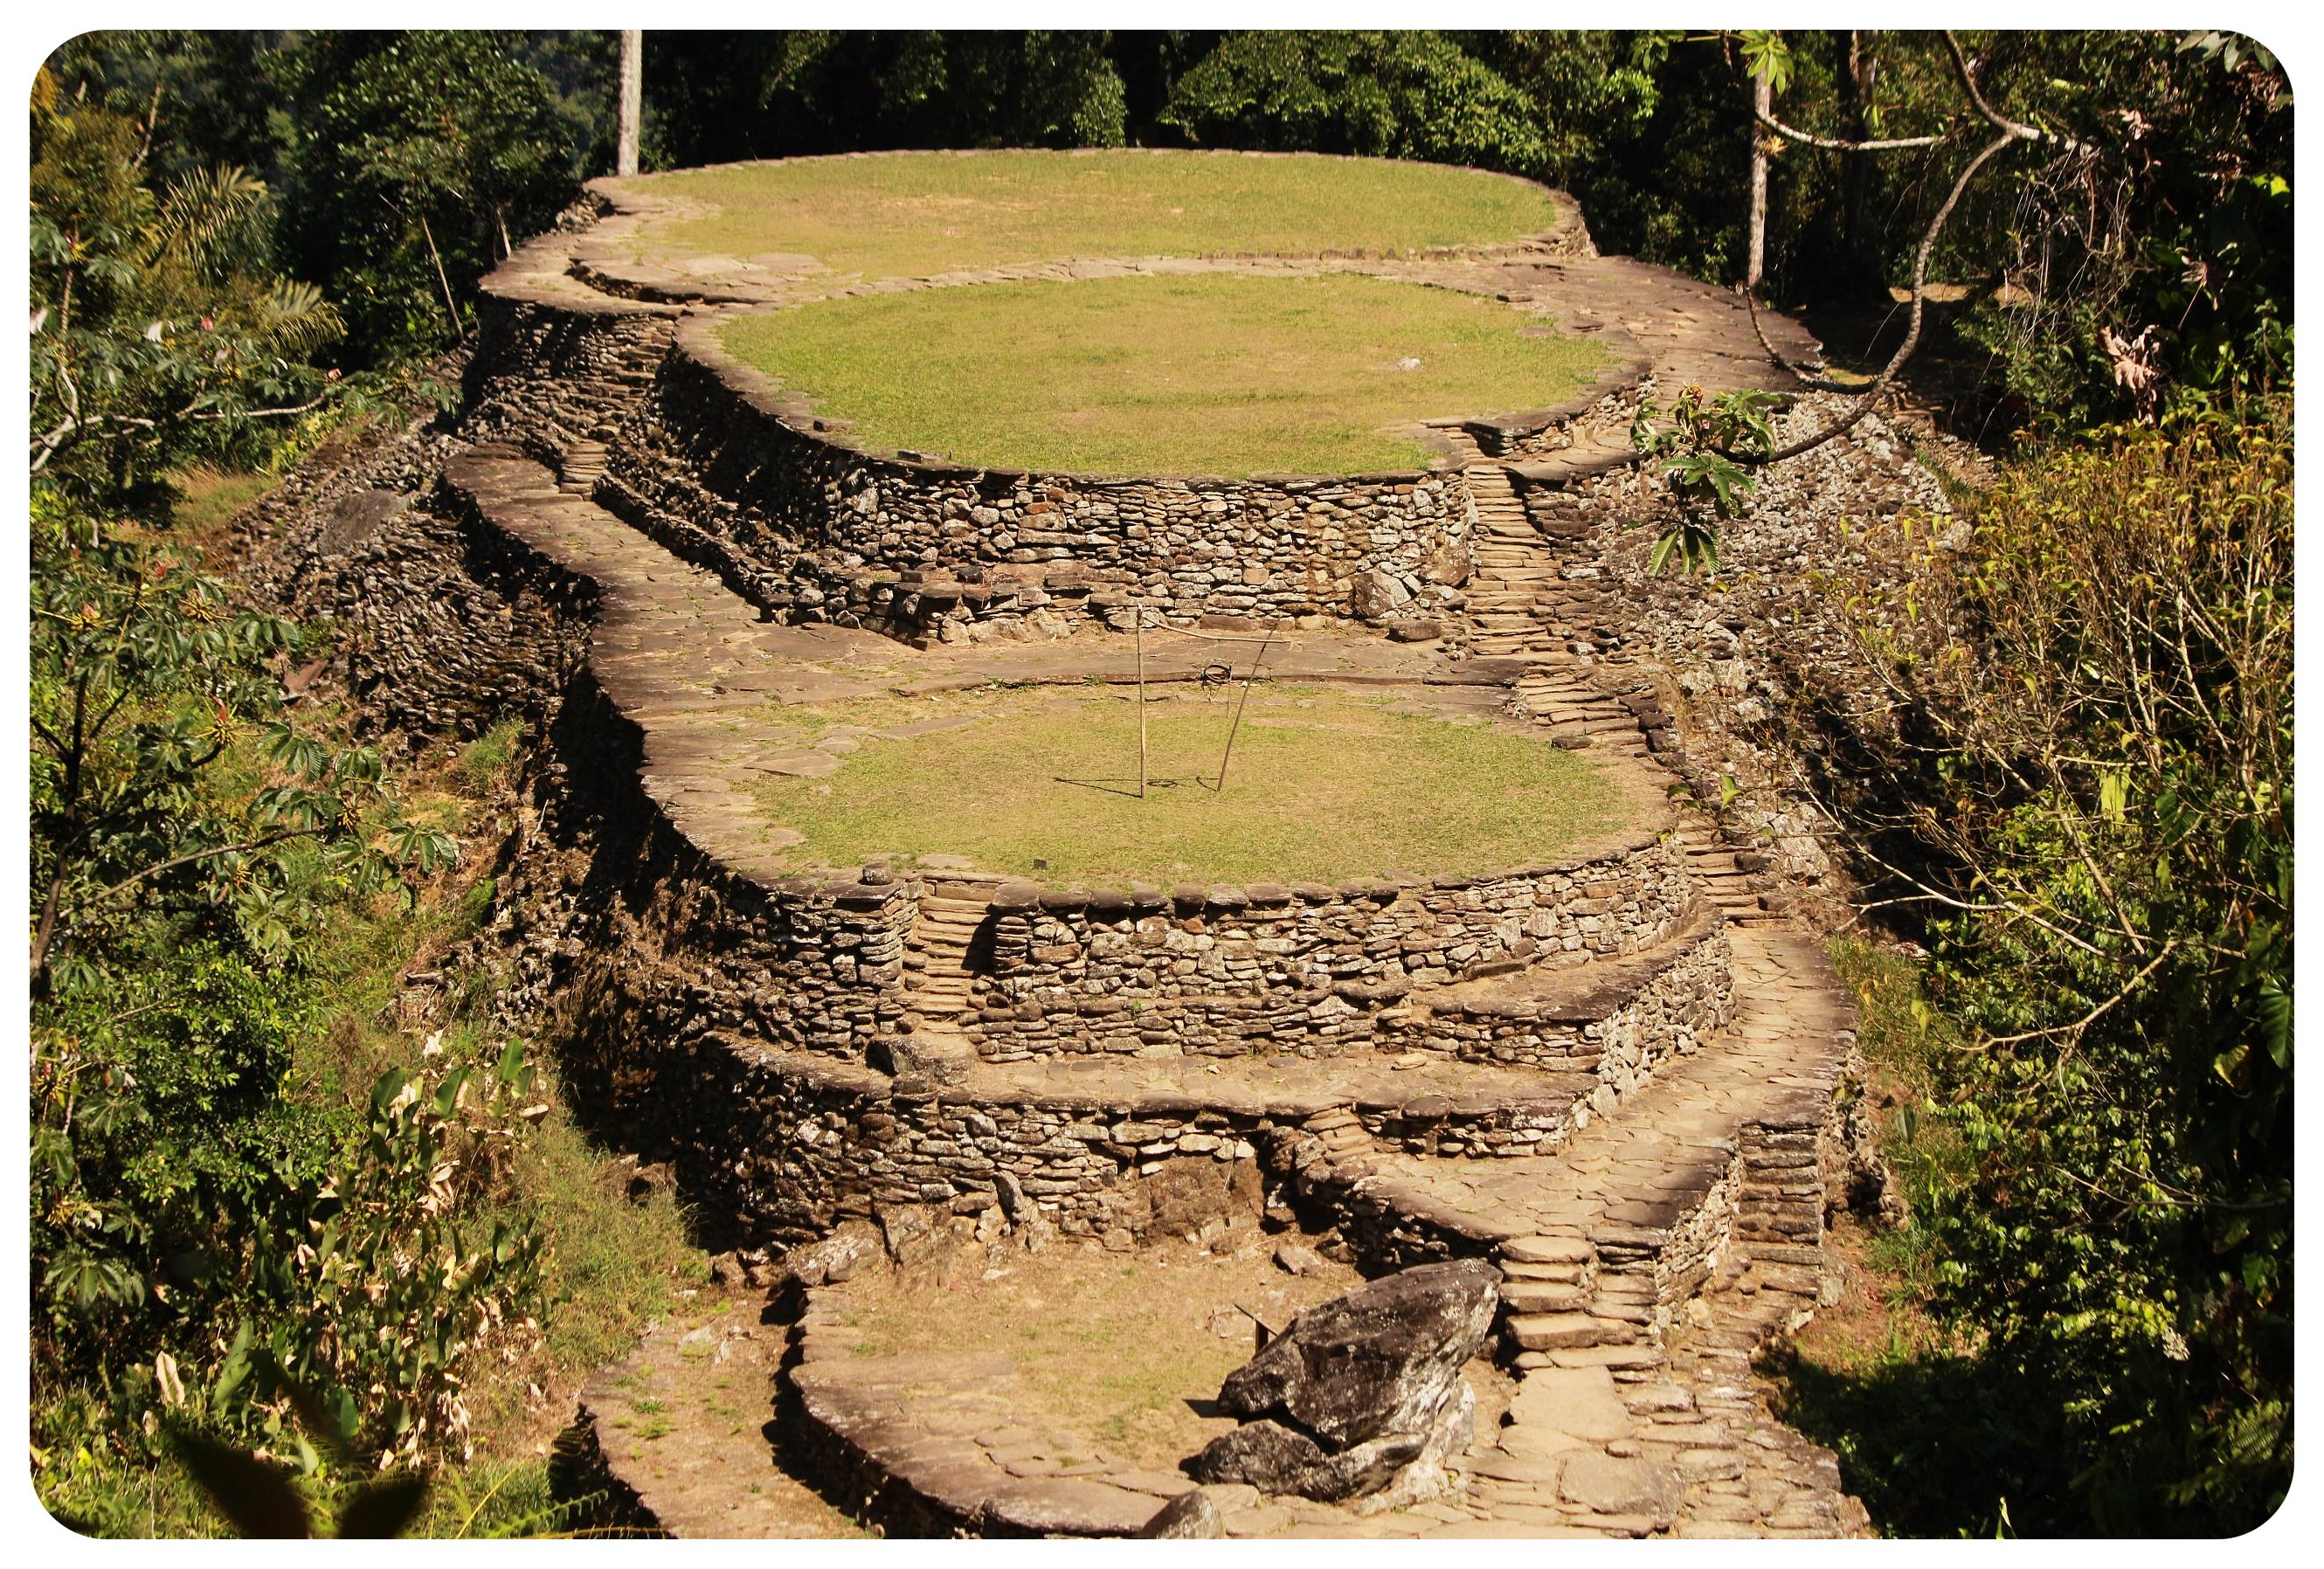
left=461, top=150, right=1864, bottom=1538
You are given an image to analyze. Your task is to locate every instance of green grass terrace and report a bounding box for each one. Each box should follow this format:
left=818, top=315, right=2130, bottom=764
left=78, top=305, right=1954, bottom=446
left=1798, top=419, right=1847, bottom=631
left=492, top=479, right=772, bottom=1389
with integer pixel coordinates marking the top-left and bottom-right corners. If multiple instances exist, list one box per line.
left=721, top=273, right=1605, bottom=476
left=601, top=149, right=1570, bottom=279
left=746, top=682, right=1638, bottom=886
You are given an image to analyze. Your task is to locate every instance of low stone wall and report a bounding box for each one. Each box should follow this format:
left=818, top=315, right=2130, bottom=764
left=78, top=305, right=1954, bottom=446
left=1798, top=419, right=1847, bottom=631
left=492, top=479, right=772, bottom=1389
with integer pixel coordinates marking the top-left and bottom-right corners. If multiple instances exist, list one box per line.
left=463, top=295, right=676, bottom=467
left=965, top=839, right=1693, bottom=1061
left=1375, top=914, right=1732, bottom=1082
left=628, top=1035, right=1297, bottom=1247
left=591, top=317, right=1473, bottom=641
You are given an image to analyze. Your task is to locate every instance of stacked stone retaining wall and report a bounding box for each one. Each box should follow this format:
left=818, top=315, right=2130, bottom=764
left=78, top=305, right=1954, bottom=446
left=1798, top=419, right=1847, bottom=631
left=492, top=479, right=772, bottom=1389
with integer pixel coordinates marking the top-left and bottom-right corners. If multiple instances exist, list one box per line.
left=589, top=316, right=1474, bottom=642
left=464, top=295, right=678, bottom=466
left=966, top=840, right=1695, bottom=1061
left=1375, top=913, right=1733, bottom=1080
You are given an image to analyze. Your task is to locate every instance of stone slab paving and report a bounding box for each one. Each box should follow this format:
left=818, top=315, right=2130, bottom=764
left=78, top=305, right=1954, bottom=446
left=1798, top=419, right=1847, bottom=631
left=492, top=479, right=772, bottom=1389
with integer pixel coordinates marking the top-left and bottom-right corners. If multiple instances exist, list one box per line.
left=1348, top=926, right=1867, bottom=1539
left=567, top=1289, right=866, bottom=1537
left=452, top=168, right=1869, bottom=1531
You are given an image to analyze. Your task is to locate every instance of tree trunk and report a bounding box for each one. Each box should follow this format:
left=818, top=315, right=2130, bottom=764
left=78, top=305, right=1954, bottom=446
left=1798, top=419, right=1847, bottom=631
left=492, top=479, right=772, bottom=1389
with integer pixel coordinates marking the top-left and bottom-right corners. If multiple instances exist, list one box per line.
left=1843, top=31, right=1882, bottom=293
left=1747, top=71, right=1772, bottom=290
left=617, top=31, right=643, bottom=177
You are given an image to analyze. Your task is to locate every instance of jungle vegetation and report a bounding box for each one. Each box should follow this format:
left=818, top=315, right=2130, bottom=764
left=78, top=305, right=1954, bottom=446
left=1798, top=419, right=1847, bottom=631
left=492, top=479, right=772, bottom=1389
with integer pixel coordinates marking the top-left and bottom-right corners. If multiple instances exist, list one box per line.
left=27, top=28, right=2291, bottom=1536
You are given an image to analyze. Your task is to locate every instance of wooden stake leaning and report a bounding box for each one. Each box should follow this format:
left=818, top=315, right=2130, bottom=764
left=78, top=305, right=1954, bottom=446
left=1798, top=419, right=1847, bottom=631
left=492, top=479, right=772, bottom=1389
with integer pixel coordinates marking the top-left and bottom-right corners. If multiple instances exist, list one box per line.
left=1210, top=617, right=1279, bottom=795
left=1134, top=602, right=1149, bottom=798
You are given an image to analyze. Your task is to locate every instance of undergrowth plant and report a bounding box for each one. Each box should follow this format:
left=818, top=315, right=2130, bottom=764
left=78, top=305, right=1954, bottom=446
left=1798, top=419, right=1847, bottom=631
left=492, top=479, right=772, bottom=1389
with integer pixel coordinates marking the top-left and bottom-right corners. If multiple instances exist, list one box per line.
left=1628, top=384, right=1782, bottom=573
left=1809, top=404, right=2293, bottom=1531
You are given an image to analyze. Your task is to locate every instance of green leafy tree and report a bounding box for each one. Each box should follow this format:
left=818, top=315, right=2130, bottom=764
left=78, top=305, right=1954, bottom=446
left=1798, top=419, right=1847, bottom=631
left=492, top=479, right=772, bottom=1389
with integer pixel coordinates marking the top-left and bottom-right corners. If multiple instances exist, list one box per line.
left=1818, top=409, right=2293, bottom=1531
left=278, top=31, right=581, bottom=363
left=31, top=81, right=342, bottom=502
left=645, top=30, right=1129, bottom=167
left=1159, top=31, right=1545, bottom=175
left=1719, top=30, right=2290, bottom=428
left=28, top=60, right=532, bottom=1529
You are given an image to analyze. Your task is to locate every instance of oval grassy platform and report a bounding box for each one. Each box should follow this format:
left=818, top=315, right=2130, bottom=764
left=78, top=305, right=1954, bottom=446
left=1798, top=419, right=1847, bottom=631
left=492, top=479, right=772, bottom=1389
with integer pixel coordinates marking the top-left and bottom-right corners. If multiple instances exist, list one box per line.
left=748, top=682, right=1636, bottom=885
left=599, top=149, right=1570, bottom=280
left=718, top=272, right=1607, bottom=476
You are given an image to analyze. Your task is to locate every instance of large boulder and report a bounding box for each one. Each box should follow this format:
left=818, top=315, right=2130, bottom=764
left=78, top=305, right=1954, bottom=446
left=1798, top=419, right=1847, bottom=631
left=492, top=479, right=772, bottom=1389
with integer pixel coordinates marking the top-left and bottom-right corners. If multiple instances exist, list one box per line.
left=1189, top=1259, right=1498, bottom=1504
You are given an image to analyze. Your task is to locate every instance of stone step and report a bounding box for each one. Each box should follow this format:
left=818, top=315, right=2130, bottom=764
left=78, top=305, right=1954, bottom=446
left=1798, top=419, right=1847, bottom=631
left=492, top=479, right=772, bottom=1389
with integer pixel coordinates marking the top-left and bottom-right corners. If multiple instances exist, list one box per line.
left=1500, top=1280, right=1590, bottom=1314
left=1501, top=1260, right=1586, bottom=1283
left=1504, top=1313, right=1639, bottom=1351
left=1502, top=1234, right=1594, bottom=1265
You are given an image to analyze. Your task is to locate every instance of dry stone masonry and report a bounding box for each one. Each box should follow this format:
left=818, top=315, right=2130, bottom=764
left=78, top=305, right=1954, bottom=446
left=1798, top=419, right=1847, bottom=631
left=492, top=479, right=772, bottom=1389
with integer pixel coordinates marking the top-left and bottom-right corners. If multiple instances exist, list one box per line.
left=233, top=152, right=1929, bottom=1539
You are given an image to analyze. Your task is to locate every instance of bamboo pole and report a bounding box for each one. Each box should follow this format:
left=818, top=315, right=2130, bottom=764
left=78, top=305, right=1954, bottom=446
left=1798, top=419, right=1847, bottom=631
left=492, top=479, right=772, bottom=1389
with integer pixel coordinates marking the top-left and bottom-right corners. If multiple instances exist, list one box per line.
left=1135, top=602, right=1148, bottom=798
left=1211, top=618, right=1279, bottom=794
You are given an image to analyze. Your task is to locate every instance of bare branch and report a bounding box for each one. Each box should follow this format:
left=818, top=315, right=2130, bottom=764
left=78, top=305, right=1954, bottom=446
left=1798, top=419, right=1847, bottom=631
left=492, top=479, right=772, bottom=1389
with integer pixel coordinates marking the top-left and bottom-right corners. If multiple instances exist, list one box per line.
left=1745, top=129, right=2018, bottom=465
left=1944, top=31, right=2099, bottom=156
left=1741, top=286, right=1862, bottom=392
left=1979, top=940, right=2178, bottom=1047
left=1754, top=106, right=1940, bottom=152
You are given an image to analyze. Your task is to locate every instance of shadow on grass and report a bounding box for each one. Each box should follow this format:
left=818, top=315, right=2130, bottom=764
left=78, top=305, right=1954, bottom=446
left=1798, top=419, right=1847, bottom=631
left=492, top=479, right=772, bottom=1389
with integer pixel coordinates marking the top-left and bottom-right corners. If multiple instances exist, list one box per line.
left=1760, top=1337, right=2079, bottom=1538
left=1052, top=774, right=1158, bottom=799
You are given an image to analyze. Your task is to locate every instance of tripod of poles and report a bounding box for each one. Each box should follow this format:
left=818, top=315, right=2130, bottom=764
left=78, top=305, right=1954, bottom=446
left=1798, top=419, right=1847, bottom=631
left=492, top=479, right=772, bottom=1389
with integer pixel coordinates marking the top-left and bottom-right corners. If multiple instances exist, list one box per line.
left=1128, top=603, right=1282, bottom=798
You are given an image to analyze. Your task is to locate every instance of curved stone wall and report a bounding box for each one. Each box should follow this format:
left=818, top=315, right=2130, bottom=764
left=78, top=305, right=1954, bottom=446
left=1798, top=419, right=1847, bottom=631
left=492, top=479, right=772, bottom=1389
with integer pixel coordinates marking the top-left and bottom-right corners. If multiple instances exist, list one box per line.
left=239, top=162, right=1892, bottom=1537
left=595, top=317, right=1473, bottom=639
left=409, top=450, right=1740, bottom=1268
left=966, top=840, right=1696, bottom=1061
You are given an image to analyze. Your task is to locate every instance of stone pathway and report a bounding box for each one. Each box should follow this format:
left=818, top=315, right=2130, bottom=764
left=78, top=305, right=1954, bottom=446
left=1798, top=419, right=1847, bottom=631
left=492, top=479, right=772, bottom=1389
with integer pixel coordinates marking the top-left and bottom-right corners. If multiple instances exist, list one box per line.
left=448, top=445, right=1869, bottom=1538
left=565, top=1289, right=866, bottom=1538
left=1315, top=926, right=1865, bottom=1538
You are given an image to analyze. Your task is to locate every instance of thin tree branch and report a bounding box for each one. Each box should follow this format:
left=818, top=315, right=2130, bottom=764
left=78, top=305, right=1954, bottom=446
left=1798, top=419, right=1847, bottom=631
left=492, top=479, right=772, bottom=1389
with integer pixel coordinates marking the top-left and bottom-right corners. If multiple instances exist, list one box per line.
left=93, top=826, right=325, bottom=904
left=1944, top=31, right=2099, bottom=156
left=1754, top=106, right=1940, bottom=152
left=1741, top=286, right=1860, bottom=391
left=1979, top=940, right=2178, bottom=1047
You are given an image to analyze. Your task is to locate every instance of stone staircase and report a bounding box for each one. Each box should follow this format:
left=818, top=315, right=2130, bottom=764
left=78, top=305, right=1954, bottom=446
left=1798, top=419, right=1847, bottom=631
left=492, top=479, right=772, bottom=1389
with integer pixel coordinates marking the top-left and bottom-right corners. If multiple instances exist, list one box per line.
left=1674, top=817, right=1787, bottom=927
left=1289, top=922, right=1864, bottom=1538
left=558, top=438, right=612, bottom=494
left=1507, top=668, right=1651, bottom=757
left=894, top=881, right=998, bottom=1080
left=1455, top=447, right=1557, bottom=660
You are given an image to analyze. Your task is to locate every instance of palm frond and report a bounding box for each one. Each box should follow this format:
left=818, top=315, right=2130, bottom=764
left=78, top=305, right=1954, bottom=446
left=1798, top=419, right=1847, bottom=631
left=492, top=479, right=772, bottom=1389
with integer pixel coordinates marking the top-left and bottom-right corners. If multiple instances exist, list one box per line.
left=249, top=282, right=346, bottom=359
left=149, top=166, right=273, bottom=279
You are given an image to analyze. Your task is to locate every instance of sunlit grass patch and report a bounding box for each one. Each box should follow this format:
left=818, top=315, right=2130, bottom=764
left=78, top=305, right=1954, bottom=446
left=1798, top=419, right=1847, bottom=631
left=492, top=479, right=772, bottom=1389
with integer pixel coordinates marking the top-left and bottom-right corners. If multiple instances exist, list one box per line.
left=750, top=681, right=1632, bottom=884
left=722, top=272, right=1601, bottom=476
left=612, top=149, right=1564, bottom=279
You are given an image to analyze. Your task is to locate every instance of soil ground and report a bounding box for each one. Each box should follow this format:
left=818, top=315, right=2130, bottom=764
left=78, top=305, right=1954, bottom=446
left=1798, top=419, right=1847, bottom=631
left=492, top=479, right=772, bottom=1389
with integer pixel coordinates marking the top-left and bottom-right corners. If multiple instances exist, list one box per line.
left=829, top=1228, right=1514, bottom=1474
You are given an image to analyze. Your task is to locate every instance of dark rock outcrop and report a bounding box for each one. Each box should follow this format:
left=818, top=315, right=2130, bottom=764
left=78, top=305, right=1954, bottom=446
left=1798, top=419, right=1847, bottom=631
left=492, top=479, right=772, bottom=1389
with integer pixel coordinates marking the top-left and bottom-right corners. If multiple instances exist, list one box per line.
left=1136, top=1488, right=1226, bottom=1538
left=1190, top=1259, right=1498, bottom=1504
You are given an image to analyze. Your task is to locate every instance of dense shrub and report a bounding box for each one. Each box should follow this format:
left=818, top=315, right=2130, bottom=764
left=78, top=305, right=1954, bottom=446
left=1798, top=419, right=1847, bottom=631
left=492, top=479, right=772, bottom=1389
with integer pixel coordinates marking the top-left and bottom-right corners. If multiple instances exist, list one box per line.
left=1817, top=407, right=2293, bottom=1531
left=1160, top=31, right=1544, bottom=175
